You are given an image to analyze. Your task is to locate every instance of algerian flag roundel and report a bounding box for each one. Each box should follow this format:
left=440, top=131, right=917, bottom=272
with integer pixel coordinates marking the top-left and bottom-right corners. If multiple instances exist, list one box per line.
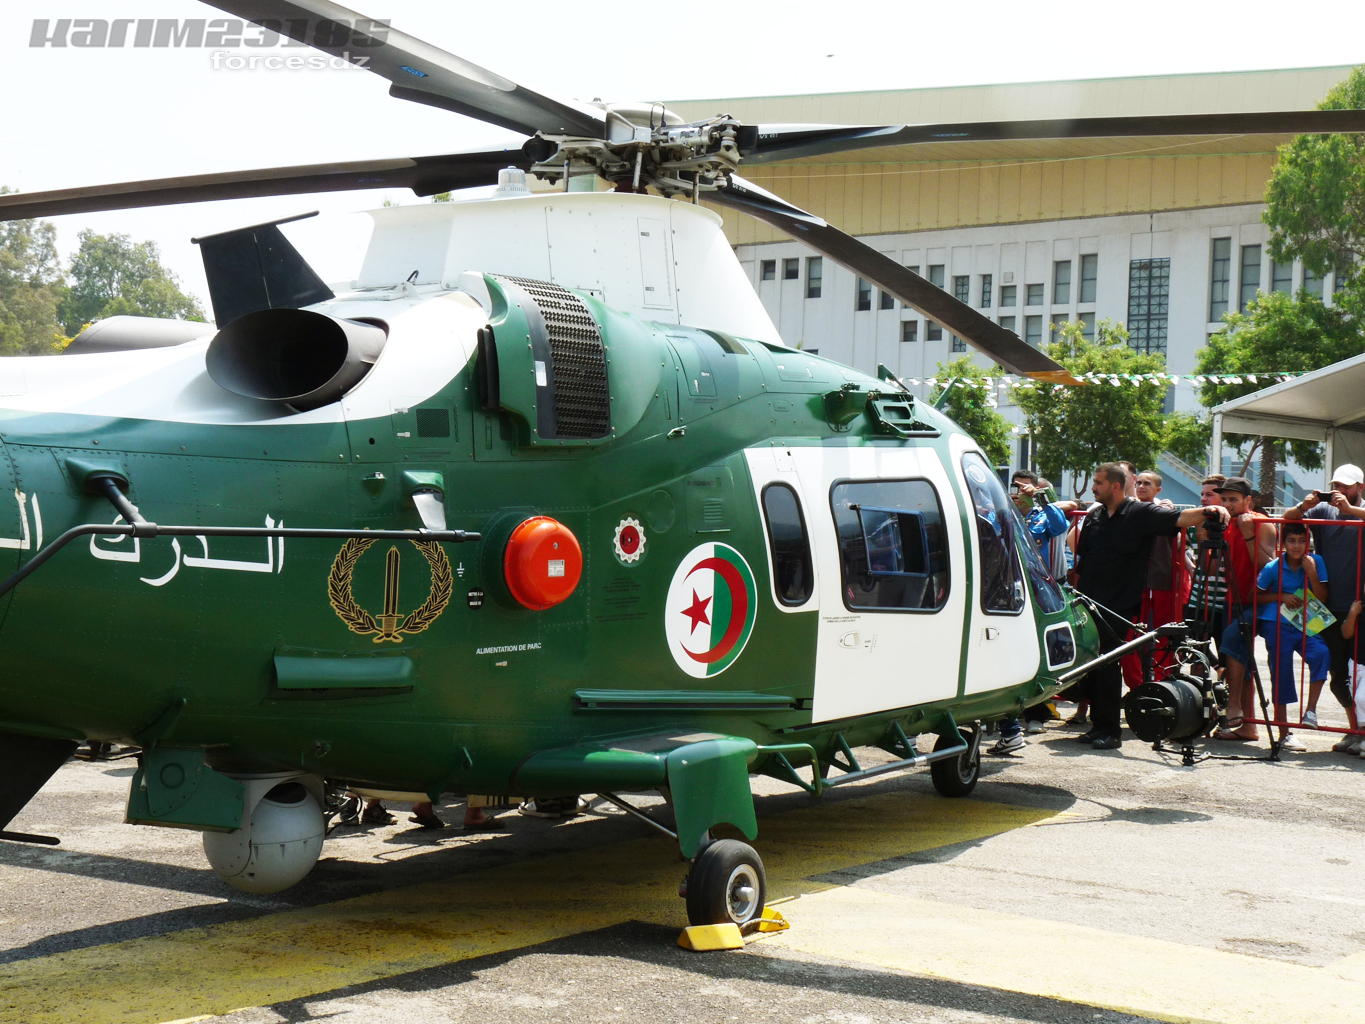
left=664, top=542, right=758, bottom=678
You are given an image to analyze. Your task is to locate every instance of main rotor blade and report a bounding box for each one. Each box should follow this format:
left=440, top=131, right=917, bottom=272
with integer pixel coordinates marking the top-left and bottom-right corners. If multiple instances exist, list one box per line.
left=203, top=0, right=606, bottom=137
left=0, top=148, right=528, bottom=222
left=742, top=109, right=1365, bottom=163
left=712, top=175, right=1076, bottom=383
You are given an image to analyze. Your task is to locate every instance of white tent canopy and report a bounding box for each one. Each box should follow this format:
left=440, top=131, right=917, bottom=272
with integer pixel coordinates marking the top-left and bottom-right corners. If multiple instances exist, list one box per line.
left=1211, top=352, right=1365, bottom=487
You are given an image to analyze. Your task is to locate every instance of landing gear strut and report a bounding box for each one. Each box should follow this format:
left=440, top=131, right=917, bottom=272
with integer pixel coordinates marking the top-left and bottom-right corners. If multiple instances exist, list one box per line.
left=684, top=838, right=767, bottom=927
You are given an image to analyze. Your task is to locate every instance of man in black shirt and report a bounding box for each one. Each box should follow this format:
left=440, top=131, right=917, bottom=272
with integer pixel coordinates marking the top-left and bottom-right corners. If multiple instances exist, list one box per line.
left=1072, top=463, right=1230, bottom=749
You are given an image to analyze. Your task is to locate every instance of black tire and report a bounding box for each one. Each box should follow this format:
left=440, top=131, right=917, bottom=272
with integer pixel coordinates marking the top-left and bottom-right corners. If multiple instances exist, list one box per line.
left=685, top=838, right=766, bottom=926
left=930, top=728, right=980, bottom=797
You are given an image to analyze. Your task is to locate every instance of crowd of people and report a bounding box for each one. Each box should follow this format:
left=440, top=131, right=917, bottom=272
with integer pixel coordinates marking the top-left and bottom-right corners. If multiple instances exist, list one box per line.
left=994, top=460, right=1365, bottom=757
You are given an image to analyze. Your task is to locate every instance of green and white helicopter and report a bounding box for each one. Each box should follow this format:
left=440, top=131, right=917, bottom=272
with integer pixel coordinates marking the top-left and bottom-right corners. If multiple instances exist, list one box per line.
left=0, top=0, right=1360, bottom=927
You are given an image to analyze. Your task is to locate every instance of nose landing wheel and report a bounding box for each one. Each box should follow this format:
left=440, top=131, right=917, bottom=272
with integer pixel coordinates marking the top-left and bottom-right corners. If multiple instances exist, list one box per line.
left=929, top=725, right=981, bottom=797
left=684, top=838, right=767, bottom=927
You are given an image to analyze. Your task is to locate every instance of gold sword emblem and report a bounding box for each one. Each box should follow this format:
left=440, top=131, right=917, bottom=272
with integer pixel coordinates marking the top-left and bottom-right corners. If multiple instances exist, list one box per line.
left=328, top=537, right=454, bottom=643
left=379, top=545, right=403, bottom=640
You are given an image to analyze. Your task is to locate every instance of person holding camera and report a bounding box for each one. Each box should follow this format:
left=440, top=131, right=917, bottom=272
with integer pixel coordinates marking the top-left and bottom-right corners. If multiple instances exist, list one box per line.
left=1070, top=463, right=1230, bottom=750
left=1281, top=464, right=1365, bottom=752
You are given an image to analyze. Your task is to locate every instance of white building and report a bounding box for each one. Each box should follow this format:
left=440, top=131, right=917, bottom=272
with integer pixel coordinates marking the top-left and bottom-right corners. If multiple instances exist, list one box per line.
left=672, top=66, right=1356, bottom=500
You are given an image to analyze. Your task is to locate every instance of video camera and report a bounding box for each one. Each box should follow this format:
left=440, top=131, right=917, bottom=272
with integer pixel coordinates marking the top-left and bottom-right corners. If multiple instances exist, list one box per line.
left=1201, top=506, right=1226, bottom=538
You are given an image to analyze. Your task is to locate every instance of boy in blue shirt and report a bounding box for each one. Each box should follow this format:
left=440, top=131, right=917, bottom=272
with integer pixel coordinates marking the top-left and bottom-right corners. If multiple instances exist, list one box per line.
left=1256, top=522, right=1330, bottom=752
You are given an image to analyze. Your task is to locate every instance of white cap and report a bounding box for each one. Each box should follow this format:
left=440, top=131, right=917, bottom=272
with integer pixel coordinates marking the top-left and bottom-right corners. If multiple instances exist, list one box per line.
left=1330, top=464, right=1365, bottom=487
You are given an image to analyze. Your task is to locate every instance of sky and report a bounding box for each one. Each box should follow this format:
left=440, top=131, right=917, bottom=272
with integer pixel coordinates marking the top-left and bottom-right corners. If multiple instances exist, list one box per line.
left=5, top=0, right=1365, bottom=317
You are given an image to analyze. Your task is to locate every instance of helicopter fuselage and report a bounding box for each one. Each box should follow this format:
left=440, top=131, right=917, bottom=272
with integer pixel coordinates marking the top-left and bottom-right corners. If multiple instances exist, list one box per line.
left=0, top=190, right=1097, bottom=860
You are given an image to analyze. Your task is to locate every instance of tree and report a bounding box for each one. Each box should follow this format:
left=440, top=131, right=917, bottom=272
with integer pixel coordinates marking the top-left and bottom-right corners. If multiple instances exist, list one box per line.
left=1264, top=65, right=1365, bottom=307
left=928, top=356, right=1013, bottom=466
left=59, top=230, right=204, bottom=336
left=1164, top=411, right=1214, bottom=472
left=1011, top=320, right=1167, bottom=497
left=0, top=186, right=67, bottom=355
left=1195, top=290, right=1365, bottom=497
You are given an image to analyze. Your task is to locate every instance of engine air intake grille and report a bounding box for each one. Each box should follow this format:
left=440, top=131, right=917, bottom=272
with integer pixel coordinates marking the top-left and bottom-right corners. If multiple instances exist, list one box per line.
left=501, top=275, right=610, bottom=439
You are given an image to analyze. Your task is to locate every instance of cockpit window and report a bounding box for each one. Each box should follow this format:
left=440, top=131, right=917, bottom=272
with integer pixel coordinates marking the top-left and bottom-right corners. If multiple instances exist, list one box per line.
left=959, top=452, right=1025, bottom=614
left=830, top=480, right=950, bottom=611
left=1013, top=500, right=1066, bottom=614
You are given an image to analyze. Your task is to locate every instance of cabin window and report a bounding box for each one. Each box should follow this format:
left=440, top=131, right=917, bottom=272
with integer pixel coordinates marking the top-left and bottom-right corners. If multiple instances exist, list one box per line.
left=830, top=480, right=950, bottom=612
left=959, top=452, right=1025, bottom=614
left=761, top=483, right=814, bottom=606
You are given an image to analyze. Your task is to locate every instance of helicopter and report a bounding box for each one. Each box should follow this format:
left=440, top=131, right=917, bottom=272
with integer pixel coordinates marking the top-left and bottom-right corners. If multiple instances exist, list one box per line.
left=1, top=1, right=1362, bottom=931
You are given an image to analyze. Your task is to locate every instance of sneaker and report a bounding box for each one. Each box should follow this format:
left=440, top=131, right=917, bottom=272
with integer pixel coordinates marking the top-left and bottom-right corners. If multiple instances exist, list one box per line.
left=1279, top=733, right=1308, bottom=753
left=1331, top=734, right=1360, bottom=753
left=519, top=797, right=585, bottom=819
left=989, top=734, right=1026, bottom=755
left=1025, top=720, right=1045, bottom=735
left=1091, top=734, right=1123, bottom=750
left=1302, top=710, right=1319, bottom=729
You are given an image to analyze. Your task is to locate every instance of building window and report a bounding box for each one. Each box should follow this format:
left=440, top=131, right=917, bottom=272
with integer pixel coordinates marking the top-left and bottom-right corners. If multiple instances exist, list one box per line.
left=1334, top=268, right=1348, bottom=299
left=927, top=321, right=942, bottom=341
left=999, top=315, right=1016, bottom=333
left=1026, top=283, right=1044, bottom=306
left=1079, top=311, right=1096, bottom=340
left=1129, top=257, right=1171, bottom=355
left=1239, top=244, right=1261, bottom=313
left=951, top=336, right=966, bottom=352
left=1050, top=316, right=1071, bottom=344
left=1025, top=315, right=1043, bottom=347
left=1304, top=267, right=1324, bottom=298
left=906, top=264, right=921, bottom=276
left=880, top=289, right=895, bottom=310
left=1210, top=237, right=1231, bottom=321
left=901, top=320, right=918, bottom=343
left=760, top=260, right=775, bottom=281
left=1053, top=261, right=1072, bottom=305
left=980, top=273, right=993, bottom=308
left=928, top=265, right=945, bottom=288
left=1271, top=259, right=1293, bottom=294
left=806, top=257, right=822, bottom=298
left=1079, top=254, right=1098, bottom=303
left=783, top=258, right=799, bottom=280
left=953, top=275, right=970, bottom=303
left=856, top=277, right=871, bottom=311
left=1000, top=284, right=1017, bottom=307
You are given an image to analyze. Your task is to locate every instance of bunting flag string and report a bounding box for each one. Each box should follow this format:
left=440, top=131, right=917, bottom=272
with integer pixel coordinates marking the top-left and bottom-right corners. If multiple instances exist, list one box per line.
left=910, top=371, right=1307, bottom=392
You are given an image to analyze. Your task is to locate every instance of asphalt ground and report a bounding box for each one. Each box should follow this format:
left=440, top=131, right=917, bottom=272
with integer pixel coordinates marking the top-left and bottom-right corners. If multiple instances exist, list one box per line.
left=2, top=693, right=1365, bottom=1024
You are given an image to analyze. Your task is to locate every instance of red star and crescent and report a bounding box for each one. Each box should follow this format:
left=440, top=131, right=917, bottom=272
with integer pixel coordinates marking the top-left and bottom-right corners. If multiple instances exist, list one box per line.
left=680, top=556, right=749, bottom=664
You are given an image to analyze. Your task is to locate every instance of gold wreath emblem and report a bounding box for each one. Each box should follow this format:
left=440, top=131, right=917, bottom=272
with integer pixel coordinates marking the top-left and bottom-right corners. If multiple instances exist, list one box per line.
left=328, top=537, right=453, bottom=643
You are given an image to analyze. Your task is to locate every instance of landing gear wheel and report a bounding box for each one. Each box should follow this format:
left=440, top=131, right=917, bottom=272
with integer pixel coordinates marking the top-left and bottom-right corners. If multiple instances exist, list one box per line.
left=930, top=727, right=980, bottom=797
left=685, top=838, right=766, bottom=927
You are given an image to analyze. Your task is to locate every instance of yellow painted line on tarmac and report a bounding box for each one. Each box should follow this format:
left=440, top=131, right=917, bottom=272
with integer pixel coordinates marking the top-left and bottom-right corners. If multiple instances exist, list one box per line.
left=764, top=886, right=1365, bottom=1024
left=0, top=793, right=1045, bottom=1024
